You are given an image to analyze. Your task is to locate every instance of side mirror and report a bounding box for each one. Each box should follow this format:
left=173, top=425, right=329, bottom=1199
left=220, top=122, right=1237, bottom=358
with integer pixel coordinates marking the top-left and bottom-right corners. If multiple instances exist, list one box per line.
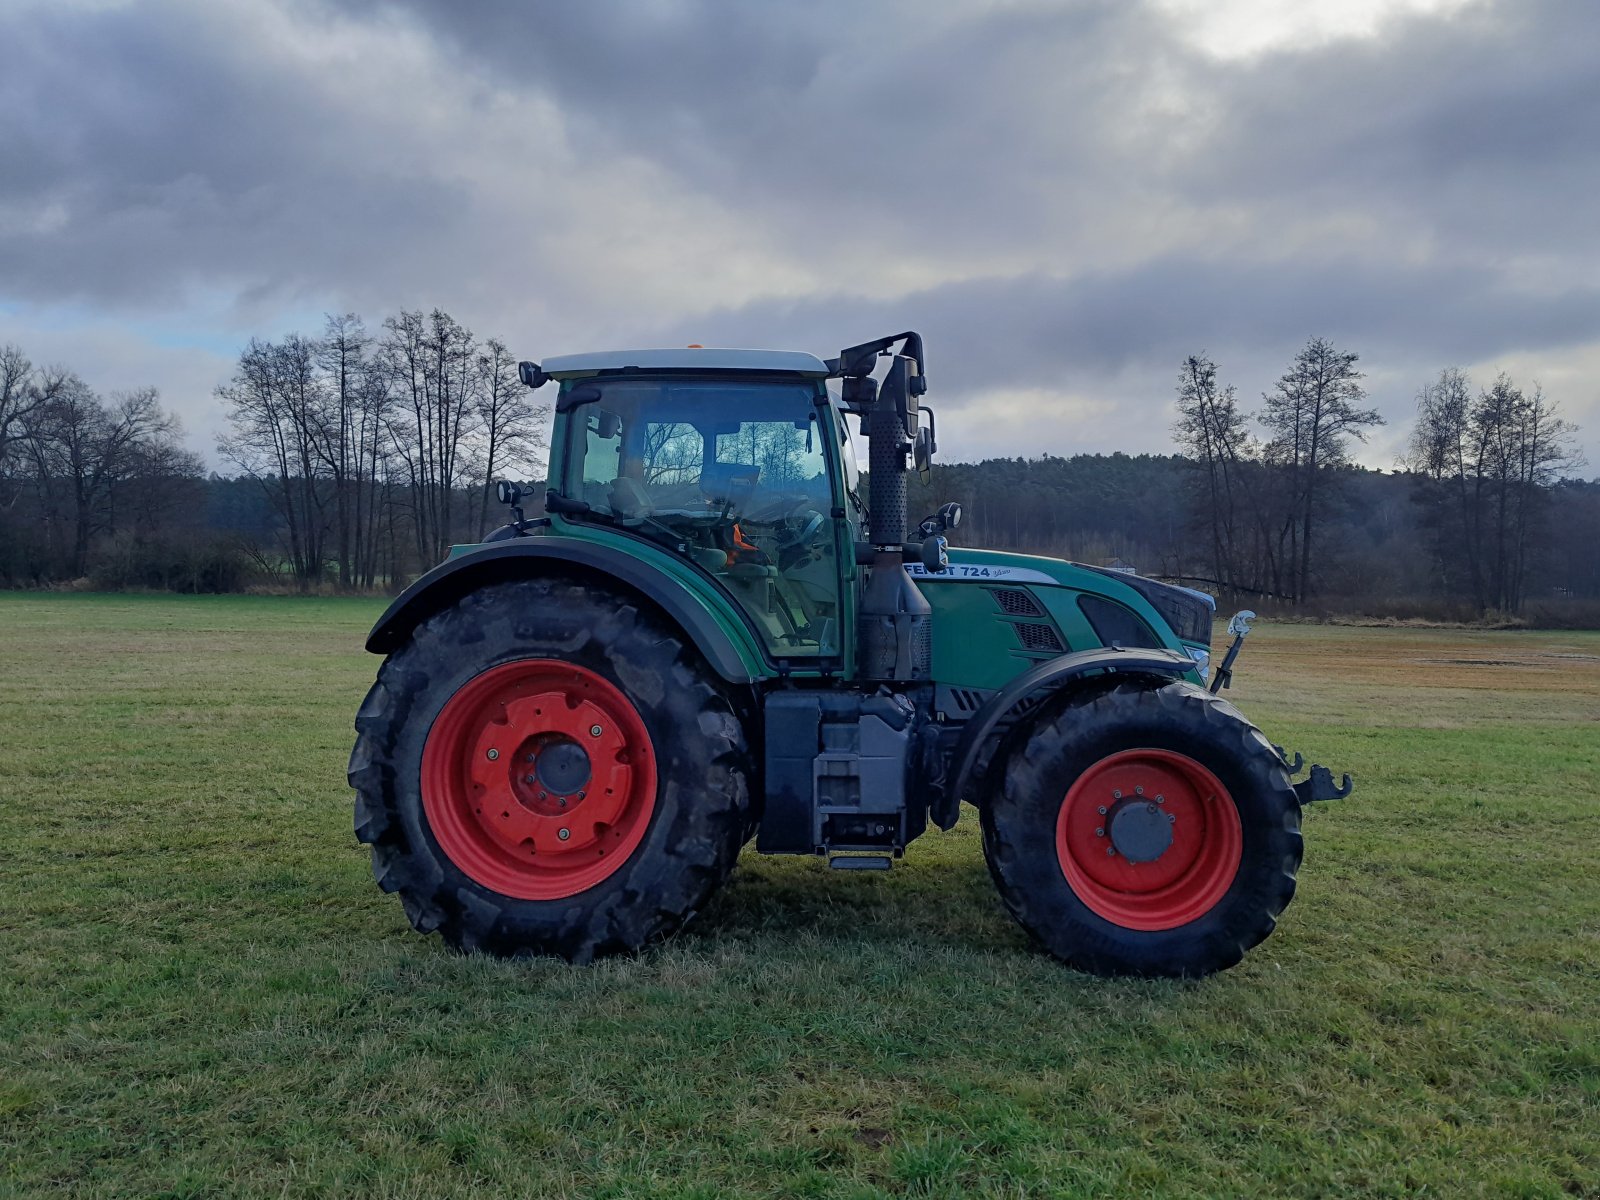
left=518, top=361, right=548, bottom=389
left=595, top=410, right=622, bottom=440
left=913, top=426, right=934, bottom=484
left=878, top=355, right=918, bottom=441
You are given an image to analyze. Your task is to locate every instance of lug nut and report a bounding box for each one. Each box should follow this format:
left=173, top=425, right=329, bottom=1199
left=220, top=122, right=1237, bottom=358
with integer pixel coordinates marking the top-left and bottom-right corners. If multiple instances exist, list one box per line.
left=589, top=725, right=603, bottom=738
left=486, top=748, right=499, bottom=761
left=558, top=828, right=570, bottom=841
left=1095, top=827, right=1105, bottom=837
left=1147, top=803, right=1158, bottom=814
left=1111, top=790, right=1122, bottom=800
left=524, top=774, right=536, bottom=784
left=1155, top=794, right=1164, bottom=803
left=1135, top=786, right=1144, bottom=796
left=1106, top=847, right=1116, bottom=857
left=538, top=792, right=547, bottom=801
left=1168, top=813, right=1176, bottom=823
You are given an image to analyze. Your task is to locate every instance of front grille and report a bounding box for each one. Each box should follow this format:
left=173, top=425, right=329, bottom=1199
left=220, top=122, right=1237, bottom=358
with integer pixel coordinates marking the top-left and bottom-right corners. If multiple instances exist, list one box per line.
left=990, top=587, right=1043, bottom=617
left=1013, top=621, right=1064, bottom=653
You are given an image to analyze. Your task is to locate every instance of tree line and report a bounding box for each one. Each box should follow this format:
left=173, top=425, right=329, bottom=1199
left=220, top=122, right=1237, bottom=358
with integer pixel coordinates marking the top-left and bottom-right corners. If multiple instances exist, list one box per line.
left=216, top=310, right=547, bottom=588
left=1, top=326, right=1593, bottom=622
left=0, top=344, right=211, bottom=587
left=1163, top=336, right=1584, bottom=617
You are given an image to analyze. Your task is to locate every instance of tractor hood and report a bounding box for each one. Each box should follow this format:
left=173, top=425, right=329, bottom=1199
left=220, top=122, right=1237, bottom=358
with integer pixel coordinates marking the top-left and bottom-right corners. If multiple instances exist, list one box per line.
left=907, top=547, right=1216, bottom=647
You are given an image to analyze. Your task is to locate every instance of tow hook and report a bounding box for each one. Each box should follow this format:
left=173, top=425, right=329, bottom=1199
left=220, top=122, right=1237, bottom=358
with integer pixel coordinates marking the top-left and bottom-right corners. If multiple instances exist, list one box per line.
left=1273, top=744, right=1354, bottom=802
left=1293, top=764, right=1355, bottom=804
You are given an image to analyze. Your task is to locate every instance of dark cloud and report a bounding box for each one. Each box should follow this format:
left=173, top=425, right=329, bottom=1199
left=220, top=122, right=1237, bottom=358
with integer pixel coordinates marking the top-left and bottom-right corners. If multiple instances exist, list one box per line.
left=0, top=0, right=1596, bottom=467
left=647, top=256, right=1600, bottom=393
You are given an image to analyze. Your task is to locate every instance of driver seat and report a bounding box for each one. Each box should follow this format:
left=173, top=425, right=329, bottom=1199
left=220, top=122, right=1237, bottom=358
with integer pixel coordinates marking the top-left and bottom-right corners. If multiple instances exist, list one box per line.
left=609, top=477, right=652, bottom=523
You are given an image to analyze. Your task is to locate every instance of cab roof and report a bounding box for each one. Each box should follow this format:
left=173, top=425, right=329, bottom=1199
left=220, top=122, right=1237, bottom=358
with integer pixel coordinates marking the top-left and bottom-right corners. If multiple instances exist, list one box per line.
left=540, top=348, right=831, bottom=380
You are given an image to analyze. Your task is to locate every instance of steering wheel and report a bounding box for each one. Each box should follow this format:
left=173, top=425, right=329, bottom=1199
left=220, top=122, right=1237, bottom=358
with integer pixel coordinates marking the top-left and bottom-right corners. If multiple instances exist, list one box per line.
left=792, top=511, right=825, bottom=542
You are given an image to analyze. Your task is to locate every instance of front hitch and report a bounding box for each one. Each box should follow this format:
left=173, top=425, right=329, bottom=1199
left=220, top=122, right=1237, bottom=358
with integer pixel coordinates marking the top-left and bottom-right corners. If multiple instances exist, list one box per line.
left=1293, top=764, right=1355, bottom=804
left=1273, top=744, right=1354, bottom=804
left=1211, top=610, right=1354, bottom=804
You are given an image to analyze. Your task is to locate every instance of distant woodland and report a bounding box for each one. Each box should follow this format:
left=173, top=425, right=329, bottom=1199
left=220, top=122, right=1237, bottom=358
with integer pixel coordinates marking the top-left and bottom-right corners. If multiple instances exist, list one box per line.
left=2, top=321, right=1595, bottom=625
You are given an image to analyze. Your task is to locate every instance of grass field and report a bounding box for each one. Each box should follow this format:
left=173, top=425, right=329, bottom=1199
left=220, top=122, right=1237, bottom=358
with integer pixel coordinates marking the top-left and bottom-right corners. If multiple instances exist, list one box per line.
left=2, top=594, right=1597, bottom=1198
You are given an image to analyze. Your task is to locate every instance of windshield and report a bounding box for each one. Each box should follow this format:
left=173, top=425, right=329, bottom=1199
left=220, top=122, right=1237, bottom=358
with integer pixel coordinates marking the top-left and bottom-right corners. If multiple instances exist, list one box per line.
left=561, top=376, right=842, bottom=657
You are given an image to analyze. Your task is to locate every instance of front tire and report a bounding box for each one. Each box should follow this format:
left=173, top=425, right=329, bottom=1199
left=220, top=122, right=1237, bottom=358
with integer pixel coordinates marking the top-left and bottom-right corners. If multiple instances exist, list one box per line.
left=348, top=577, right=751, bottom=962
left=981, top=681, right=1301, bottom=978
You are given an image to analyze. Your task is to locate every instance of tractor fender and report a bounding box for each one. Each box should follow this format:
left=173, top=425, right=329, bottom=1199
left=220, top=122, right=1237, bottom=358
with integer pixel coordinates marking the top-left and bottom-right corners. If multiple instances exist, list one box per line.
left=365, top=538, right=766, bottom=683
left=938, top=647, right=1197, bottom=827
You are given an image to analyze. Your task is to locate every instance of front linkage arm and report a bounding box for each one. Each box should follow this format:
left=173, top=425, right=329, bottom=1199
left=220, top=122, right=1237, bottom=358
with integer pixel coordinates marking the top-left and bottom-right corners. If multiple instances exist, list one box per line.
left=1215, top=609, right=1354, bottom=804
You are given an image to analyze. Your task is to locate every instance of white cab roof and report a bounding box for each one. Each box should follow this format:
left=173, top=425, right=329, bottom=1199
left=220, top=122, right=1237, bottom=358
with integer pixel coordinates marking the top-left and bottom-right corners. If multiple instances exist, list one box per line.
left=540, top=348, right=831, bottom=379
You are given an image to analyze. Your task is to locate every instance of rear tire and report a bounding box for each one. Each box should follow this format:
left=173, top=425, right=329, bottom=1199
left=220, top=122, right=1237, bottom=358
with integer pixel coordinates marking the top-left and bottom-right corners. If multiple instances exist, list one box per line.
left=348, top=577, right=751, bottom=962
left=981, top=681, right=1301, bottom=978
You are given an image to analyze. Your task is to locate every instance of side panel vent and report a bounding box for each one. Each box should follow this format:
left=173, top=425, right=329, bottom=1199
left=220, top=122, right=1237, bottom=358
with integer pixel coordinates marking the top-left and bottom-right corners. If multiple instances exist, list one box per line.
left=990, top=587, right=1043, bottom=617
left=1013, top=621, right=1064, bottom=653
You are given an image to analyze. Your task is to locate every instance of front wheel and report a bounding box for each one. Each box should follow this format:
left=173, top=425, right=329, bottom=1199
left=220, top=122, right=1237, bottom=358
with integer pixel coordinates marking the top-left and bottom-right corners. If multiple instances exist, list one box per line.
left=981, top=682, right=1302, bottom=977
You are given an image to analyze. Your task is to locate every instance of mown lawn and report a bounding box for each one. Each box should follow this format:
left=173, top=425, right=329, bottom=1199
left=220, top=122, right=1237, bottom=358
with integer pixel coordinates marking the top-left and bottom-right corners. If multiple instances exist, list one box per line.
left=1, top=594, right=1597, bottom=1198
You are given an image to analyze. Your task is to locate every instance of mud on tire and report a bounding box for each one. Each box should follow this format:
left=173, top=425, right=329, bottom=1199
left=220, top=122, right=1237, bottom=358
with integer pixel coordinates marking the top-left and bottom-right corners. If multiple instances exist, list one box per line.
left=981, top=681, right=1302, bottom=978
left=347, top=577, right=752, bottom=962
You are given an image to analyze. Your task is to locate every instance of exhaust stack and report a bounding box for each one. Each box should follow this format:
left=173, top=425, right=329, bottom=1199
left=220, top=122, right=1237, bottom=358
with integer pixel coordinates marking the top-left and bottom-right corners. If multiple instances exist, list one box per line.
left=853, top=352, right=931, bottom=681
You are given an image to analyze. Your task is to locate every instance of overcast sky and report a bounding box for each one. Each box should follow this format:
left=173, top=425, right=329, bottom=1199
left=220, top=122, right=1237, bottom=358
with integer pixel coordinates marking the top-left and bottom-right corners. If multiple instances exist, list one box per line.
left=3, top=0, right=1597, bottom=473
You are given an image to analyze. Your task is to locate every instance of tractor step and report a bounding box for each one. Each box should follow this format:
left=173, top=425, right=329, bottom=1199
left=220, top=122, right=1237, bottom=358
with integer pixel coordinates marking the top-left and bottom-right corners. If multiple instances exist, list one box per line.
left=828, top=854, right=893, bottom=871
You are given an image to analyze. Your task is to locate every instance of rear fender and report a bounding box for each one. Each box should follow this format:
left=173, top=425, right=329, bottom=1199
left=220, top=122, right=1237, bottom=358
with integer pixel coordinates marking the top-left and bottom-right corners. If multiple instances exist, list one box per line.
left=936, top=647, right=1196, bottom=829
left=365, top=538, right=770, bottom=684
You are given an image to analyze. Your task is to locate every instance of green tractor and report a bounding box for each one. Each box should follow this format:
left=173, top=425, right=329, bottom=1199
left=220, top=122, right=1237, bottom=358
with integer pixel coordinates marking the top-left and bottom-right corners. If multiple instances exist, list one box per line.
left=349, top=333, right=1351, bottom=977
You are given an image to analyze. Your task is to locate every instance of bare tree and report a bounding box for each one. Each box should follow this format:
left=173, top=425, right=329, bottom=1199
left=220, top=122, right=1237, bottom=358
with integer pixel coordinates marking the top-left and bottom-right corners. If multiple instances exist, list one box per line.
left=1173, top=353, right=1258, bottom=592
left=24, top=383, right=187, bottom=575
left=472, top=337, right=545, bottom=537
left=1407, top=367, right=1482, bottom=602
left=315, top=314, right=371, bottom=587
left=217, top=336, right=329, bottom=586
left=1259, top=338, right=1383, bottom=601
left=1405, top=369, right=1581, bottom=613
left=1, top=346, right=72, bottom=507
left=381, top=309, right=481, bottom=563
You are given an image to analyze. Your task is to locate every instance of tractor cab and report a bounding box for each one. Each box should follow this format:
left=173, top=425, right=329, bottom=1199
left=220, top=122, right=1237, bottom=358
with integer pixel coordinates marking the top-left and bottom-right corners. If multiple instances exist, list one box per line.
left=535, top=349, right=862, bottom=662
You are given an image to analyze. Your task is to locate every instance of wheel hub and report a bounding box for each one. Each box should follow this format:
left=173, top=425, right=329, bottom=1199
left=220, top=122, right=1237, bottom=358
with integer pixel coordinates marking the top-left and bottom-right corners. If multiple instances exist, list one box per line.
left=514, top=735, right=592, bottom=802
left=1107, top=798, right=1174, bottom=863
left=1054, top=747, right=1244, bottom=931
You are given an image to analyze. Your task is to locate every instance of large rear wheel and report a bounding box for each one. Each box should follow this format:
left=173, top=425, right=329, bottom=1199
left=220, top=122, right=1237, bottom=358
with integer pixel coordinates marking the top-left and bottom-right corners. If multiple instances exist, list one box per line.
left=348, top=577, right=751, bottom=962
left=981, top=681, right=1301, bottom=977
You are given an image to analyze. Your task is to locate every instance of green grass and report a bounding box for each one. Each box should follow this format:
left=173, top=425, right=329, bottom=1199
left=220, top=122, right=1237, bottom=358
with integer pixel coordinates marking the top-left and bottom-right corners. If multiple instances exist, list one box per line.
left=2, top=594, right=1597, bottom=1198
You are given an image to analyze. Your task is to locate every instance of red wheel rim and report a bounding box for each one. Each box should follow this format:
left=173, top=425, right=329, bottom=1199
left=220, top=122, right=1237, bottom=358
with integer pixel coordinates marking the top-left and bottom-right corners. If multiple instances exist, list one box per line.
left=421, top=659, right=657, bottom=900
left=1054, top=748, right=1242, bottom=931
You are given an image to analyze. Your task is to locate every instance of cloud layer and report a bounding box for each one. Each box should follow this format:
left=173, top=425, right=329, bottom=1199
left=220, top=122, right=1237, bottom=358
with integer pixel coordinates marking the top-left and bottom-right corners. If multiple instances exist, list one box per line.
left=2, top=0, right=1596, bottom=470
